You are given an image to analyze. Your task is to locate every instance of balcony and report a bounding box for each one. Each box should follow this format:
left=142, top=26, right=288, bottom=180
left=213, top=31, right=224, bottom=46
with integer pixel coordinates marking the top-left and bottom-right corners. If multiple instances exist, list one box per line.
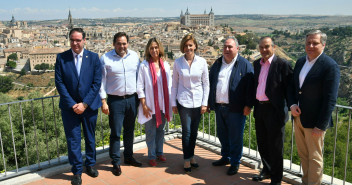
left=0, top=96, right=351, bottom=185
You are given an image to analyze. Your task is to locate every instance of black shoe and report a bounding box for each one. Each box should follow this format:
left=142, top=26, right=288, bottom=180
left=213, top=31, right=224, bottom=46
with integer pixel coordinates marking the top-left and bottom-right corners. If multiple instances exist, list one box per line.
left=86, top=166, right=99, bottom=177
left=227, top=165, right=239, bottom=175
left=190, top=162, right=199, bottom=168
left=184, top=167, right=192, bottom=174
left=124, top=157, right=142, bottom=167
left=252, top=171, right=271, bottom=181
left=112, top=165, right=122, bottom=176
left=71, top=174, right=82, bottom=185
left=212, top=157, right=230, bottom=166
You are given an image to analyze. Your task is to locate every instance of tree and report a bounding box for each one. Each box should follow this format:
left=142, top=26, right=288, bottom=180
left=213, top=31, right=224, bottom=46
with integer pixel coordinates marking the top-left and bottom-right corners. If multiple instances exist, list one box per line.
left=0, top=76, right=14, bottom=93
left=34, top=64, right=41, bottom=71
left=20, top=69, right=26, bottom=76
left=6, top=60, right=16, bottom=69
left=7, top=53, right=18, bottom=62
left=40, top=63, right=49, bottom=72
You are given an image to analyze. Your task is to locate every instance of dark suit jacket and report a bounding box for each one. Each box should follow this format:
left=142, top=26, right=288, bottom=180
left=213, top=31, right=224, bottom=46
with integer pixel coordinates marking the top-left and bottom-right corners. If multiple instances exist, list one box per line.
left=288, top=53, right=340, bottom=130
left=208, top=55, right=254, bottom=113
left=55, top=49, right=102, bottom=111
left=253, top=55, right=293, bottom=126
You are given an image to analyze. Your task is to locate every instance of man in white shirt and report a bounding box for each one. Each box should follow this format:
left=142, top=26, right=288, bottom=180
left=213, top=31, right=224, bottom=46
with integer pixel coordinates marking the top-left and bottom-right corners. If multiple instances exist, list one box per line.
left=208, top=37, right=254, bottom=175
left=288, top=30, right=340, bottom=185
left=100, top=32, right=141, bottom=176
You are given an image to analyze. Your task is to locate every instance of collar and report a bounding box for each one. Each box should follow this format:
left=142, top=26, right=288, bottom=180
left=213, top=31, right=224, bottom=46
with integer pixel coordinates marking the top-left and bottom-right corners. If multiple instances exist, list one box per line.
left=306, top=51, right=323, bottom=63
left=260, top=54, right=274, bottom=65
left=113, top=49, right=130, bottom=58
left=71, top=49, right=84, bottom=58
left=222, top=53, right=238, bottom=65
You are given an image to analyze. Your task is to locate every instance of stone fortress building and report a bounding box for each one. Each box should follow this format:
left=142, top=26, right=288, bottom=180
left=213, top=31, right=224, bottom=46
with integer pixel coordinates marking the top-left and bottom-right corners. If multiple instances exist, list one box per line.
left=180, top=7, right=214, bottom=27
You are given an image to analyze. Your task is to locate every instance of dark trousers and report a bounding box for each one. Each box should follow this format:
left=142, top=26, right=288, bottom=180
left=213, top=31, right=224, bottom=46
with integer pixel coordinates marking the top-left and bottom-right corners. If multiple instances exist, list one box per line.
left=215, top=104, right=246, bottom=166
left=254, top=102, right=285, bottom=183
left=107, top=94, right=138, bottom=166
left=61, top=108, right=98, bottom=175
left=177, top=102, right=201, bottom=160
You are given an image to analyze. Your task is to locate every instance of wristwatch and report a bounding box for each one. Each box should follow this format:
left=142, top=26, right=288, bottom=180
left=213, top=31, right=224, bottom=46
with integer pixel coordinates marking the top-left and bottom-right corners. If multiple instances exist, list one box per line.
left=82, top=102, right=88, bottom=108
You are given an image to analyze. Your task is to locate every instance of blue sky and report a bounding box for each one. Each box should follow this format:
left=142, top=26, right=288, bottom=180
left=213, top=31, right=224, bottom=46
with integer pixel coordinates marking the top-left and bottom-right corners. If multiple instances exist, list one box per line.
left=1, top=0, right=351, bottom=21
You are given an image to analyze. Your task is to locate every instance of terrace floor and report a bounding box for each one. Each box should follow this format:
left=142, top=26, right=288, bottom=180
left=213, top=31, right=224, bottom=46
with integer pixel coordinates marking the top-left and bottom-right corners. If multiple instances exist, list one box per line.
left=23, top=138, right=292, bottom=185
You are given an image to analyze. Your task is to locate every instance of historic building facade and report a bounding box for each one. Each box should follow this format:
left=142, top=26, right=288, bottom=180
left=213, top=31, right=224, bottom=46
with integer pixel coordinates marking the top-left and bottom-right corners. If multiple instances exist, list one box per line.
left=180, top=8, right=214, bottom=27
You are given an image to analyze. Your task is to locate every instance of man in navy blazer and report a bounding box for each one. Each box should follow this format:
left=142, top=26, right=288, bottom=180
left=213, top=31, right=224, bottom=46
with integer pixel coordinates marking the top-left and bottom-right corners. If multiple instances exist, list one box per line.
left=288, top=30, right=340, bottom=185
left=55, top=28, right=102, bottom=185
left=208, top=37, right=254, bottom=176
left=252, top=37, right=293, bottom=185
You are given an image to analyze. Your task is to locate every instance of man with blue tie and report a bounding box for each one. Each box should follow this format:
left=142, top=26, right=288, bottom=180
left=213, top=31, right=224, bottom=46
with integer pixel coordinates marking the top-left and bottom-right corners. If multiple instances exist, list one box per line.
left=100, top=32, right=141, bottom=176
left=55, top=28, right=102, bottom=185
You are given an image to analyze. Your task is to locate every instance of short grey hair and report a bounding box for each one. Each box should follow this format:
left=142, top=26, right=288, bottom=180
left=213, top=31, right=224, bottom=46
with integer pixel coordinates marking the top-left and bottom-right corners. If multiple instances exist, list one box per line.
left=224, top=36, right=239, bottom=47
left=306, top=30, right=327, bottom=45
left=259, top=36, right=275, bottom=47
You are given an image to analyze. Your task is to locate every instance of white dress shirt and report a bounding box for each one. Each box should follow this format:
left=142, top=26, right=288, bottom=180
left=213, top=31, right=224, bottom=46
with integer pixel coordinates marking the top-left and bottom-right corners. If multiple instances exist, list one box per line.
left=71, top=49, right=84, bottom=77
left=99, top=49, right=140, bottom=99
left=299, top=52, right=323, bottom=88
left=171, top=55, right=210, bottom=108
left=136, top=60, right=172, bottom=124
left=216, top=55, right=238, bottom=104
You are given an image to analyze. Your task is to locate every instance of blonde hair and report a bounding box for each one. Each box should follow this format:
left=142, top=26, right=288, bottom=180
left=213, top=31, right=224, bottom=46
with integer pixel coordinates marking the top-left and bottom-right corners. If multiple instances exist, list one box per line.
left=180, top=33, right=198, bottom=53
left=144, top=37, right=165, bottom=61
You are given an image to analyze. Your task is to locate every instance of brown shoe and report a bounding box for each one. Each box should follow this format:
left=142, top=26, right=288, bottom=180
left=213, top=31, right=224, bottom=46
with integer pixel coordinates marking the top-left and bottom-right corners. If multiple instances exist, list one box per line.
left=112, top=165, right=122, bottom=176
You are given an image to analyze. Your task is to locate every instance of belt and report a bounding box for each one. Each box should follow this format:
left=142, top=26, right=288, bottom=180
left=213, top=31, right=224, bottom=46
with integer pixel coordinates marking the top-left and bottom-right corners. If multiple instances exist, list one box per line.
left=108, top=93, right=136, bottom=99
left=258, top=101, right=270, bottom=104
left=216, top=103, right=229, bottom=107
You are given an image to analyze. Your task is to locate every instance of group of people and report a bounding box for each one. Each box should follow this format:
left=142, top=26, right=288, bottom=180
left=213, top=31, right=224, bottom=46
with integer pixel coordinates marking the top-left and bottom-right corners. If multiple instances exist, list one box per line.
left=55, top=28, right=340, bottom=185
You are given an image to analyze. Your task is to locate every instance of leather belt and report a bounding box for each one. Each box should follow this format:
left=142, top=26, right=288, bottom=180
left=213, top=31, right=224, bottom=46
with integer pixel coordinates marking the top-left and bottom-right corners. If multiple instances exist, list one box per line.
left=216, top=103, right=229, bottom=107
left=108, top=93, right=136, bottom=99
left=258, top=101, right=270, bottom=104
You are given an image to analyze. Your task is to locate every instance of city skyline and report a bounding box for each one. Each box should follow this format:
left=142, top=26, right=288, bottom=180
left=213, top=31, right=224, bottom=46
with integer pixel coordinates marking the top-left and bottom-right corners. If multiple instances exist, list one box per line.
left=0, top=0, right=352, bottom=21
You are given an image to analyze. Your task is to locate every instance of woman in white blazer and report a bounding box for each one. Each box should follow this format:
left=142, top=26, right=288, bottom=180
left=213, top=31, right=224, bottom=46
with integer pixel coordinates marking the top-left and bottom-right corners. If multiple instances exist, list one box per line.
left=137, top=38, right=172, bottom=167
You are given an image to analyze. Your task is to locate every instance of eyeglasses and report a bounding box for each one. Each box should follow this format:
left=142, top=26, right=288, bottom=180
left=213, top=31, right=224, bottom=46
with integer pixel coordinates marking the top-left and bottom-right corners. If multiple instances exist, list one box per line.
left=70, top=39, right=83, bottom=43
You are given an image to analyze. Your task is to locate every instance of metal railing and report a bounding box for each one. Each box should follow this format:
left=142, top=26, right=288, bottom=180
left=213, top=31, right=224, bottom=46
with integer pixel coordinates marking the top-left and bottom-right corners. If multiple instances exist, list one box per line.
left=0, top=96, right=351, bottom=184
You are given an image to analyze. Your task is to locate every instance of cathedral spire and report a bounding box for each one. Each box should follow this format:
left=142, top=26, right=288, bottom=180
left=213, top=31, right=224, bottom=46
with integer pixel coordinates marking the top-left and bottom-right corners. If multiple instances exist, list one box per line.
left=68, top=9, right=73, bottom=30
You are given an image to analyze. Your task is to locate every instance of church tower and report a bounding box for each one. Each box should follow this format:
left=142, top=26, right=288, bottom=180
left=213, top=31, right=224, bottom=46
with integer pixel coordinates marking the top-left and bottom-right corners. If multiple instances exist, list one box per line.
left=68, top=9, right=73, bottom=30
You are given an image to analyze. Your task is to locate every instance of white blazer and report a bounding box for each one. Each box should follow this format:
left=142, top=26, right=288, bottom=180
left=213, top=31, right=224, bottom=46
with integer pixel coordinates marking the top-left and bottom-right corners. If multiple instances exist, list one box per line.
left=136, top=60, right=173, bottom=124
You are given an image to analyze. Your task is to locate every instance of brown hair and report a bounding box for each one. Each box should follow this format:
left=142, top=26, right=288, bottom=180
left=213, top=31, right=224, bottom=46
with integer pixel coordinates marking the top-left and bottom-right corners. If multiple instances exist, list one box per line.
left=144, top=37, right=165, bottom=61
left=180, top=33, right=198, bottom=53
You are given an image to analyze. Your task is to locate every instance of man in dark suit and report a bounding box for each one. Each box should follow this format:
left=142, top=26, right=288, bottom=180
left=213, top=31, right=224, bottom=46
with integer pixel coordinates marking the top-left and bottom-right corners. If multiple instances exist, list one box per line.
left=55, top=28, right=102, bottom=185
left=288, top=30, right=340, bottom=185
left=252, top=37, right=293, bottom=185
left=208, top=37, right=254, bottom=175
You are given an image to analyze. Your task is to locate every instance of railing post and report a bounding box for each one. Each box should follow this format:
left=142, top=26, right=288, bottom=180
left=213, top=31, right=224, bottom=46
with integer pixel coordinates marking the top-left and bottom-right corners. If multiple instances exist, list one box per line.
left=41, top=99, right=50, bottom=164
left=0, top=129, right=6, bottom=176
left=19, top=102, right=30, bottom=168
left=331, top=107, right=339, bottom=184
left=248, top=113, right=252, bottom=155
left=290, top=117, right=294, bottom=170
left=8, top=104, right=19, bottom=172
left=51, top=97, right=60, bottom=162
left=31, top=101, right=41, bottom=169
left=343, top=110, right=351, bottom=185
left=100, top=109, right=104, bottom=150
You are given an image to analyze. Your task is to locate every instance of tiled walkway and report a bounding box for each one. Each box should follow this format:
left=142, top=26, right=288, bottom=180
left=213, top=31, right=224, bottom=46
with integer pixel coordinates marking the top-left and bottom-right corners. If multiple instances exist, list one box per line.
left=26, top=139, right=291, bottom=185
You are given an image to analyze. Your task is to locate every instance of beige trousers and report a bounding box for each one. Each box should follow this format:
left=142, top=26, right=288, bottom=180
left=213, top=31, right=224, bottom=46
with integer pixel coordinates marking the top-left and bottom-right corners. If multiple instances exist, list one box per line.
left=294, top=117, right=325, bottom=185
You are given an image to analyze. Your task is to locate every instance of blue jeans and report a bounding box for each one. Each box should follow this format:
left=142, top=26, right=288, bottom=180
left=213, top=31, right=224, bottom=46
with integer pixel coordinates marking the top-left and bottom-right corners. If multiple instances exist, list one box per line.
left=215, top=105, right=246, bottom=166
left=145, top=111, right=166, bottom=160
left=177, top=102, right=201, bottom=161
left=107, top=94, right=138, bottom=166
left=61, top=108, right=98, bottom=175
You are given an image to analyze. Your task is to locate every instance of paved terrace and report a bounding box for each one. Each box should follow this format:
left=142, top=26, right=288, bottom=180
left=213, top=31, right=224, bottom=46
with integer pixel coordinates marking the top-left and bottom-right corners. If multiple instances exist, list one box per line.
left=4, top=134, right=296, bottom=185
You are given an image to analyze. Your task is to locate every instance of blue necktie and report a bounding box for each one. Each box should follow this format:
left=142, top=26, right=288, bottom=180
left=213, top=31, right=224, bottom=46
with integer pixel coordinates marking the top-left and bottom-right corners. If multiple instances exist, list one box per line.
left=75, top=54, right=81, bottom=77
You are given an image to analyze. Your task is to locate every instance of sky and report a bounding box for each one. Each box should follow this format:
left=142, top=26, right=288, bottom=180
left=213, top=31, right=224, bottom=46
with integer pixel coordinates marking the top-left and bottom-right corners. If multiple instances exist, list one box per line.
left=0, top=0, right=352, bottom=21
